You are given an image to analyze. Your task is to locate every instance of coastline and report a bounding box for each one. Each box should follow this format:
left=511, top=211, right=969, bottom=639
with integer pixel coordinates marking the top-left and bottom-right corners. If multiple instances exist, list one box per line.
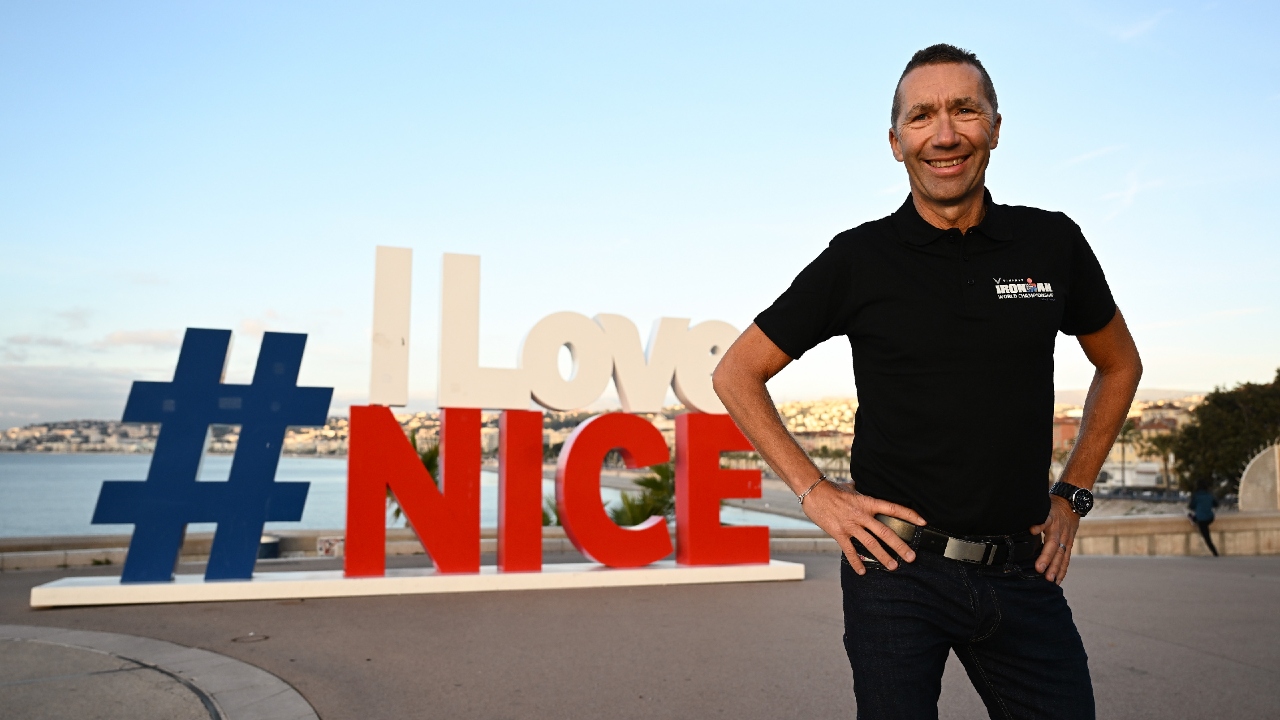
left=0, top=449, right=346, bottom=458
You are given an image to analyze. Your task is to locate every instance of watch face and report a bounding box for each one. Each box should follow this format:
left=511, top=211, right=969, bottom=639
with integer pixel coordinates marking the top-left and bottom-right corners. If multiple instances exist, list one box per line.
left=1073, top=489, right=1094, bottom=516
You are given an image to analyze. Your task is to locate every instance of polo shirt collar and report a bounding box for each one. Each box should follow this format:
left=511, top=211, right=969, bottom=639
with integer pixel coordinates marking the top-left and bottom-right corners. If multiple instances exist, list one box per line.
left=892, top=188, right=1015, bottom=245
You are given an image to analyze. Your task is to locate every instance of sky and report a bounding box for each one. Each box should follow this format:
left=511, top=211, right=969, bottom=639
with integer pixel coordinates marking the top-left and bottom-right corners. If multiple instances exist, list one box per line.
left=2, top=1, right=1278, bottom=424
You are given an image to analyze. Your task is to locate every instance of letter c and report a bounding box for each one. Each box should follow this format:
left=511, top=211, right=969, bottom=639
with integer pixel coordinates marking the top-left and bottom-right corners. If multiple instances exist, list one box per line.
left=556, top=413, right=673, bottom=567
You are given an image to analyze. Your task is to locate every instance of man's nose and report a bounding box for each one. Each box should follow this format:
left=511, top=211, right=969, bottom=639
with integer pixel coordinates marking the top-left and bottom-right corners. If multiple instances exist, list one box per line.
left=932, top=113, right=959, bottom=147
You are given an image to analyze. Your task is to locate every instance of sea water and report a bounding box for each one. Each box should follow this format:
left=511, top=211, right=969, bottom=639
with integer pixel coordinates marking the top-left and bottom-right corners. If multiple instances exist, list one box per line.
left=0, top=454, right=812, bottom=538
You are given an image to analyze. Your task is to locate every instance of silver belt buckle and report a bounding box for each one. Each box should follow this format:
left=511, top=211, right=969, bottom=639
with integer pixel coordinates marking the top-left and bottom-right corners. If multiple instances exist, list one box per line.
left=943, top=537, right=991, bottom=564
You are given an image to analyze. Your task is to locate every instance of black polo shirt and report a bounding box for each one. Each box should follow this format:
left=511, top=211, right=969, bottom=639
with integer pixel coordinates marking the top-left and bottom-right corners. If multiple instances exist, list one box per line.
left=755, top=191, right=1116, bottom=536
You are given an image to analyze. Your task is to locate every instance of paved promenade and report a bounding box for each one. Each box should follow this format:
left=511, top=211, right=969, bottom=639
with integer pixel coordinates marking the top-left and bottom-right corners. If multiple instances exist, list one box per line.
left=2, top=552, right=1278, bottom=719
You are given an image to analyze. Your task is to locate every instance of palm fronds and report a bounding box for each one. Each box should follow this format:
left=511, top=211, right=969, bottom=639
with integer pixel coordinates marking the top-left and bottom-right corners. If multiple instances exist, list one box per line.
left=608, top=462, right=674, bottom=527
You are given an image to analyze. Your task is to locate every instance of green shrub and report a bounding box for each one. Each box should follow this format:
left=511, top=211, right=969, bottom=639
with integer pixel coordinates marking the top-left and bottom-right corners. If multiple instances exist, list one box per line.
left=608, top=462, right=674, bottom=527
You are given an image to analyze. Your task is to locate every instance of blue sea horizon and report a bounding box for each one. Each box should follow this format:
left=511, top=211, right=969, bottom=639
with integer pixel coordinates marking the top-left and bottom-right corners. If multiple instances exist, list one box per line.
left=0, top=454, right=811, bottom=538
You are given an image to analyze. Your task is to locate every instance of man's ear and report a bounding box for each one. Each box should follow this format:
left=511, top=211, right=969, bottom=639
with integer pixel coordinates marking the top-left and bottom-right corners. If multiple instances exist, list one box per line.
left=990, top=113, right=1002, bottom=150
left=889, top=127, right=905, bottom=162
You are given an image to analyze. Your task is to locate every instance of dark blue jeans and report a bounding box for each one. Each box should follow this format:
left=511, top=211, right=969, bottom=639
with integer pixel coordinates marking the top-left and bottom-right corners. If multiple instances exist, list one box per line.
left=841, top=543, right=1094, bottom=720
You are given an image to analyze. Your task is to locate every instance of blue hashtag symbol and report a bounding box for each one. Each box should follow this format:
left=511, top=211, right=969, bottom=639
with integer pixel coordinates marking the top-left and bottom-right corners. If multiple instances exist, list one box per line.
left=92, top=328, right=333, bottom=582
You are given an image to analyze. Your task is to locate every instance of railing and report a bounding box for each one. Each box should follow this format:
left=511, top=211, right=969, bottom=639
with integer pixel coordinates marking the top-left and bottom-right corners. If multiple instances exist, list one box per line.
left=720, top=452, right=850, bottom=482
left=1094, top=487, right=1187, bottom=503
left=1093, top=487, right=1239, bottom=509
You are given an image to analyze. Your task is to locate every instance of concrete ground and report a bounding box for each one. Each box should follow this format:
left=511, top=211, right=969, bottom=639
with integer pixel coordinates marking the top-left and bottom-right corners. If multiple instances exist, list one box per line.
left=2, top=552, right=1278, bottom=719
left=0, top=636, right=212, bottom=719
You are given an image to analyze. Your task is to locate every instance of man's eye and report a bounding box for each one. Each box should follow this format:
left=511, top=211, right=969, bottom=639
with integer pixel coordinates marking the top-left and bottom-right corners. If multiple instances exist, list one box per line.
left=913, top=114, right=928, bottom=122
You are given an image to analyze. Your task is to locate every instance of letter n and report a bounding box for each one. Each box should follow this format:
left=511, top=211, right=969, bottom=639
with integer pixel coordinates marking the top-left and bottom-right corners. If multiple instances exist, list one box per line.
left=345, top=405, right=480, bottom=576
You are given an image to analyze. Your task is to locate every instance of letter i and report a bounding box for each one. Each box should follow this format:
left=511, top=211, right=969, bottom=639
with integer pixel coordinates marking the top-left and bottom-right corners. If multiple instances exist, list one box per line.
left=499, top=410, right=544, bottom=572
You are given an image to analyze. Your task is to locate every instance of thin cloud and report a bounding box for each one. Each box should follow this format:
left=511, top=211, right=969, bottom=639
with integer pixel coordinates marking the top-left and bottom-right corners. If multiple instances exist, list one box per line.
left=239, top=309, right=281, bottom=339
left=1114, top=9, right=1172, bottom=41
left=56, top=308, right=90, bottom=329
left=1062, top=145, right=1124, bottom=168
left=1135, top=307, right=1266, bottom=331
left=4, top=334, right=78, bottom=362
left=94, top=330, right=181, bottom=349
left=240, top=319, right=268, bottom=338
left=6, top=335, right=72, bottom=347
left=0, top=365, right=142, bottom=424
left=1100, top=171, right=1163, bottom=218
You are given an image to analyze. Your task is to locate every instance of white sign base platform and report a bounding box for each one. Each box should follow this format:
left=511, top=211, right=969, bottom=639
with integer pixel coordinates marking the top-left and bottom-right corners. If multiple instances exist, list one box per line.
left=30, top=560, right=805, bottom=608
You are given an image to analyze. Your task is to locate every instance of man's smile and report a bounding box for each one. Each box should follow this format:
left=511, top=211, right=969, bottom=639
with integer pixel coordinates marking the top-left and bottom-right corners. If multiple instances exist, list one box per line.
left=925, top=155, right=969, bottom=170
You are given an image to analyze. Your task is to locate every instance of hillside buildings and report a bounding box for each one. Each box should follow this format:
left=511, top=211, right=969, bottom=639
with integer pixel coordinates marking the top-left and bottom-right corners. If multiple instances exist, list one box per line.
left=1051, top=396, right=1202, bottom=489
left=2, top=395, right=1201, bottom=489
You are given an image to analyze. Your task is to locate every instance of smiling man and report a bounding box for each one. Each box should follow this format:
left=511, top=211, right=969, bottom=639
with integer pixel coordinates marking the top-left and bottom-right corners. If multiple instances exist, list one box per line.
left=713, top=44, right=1142, bottom=719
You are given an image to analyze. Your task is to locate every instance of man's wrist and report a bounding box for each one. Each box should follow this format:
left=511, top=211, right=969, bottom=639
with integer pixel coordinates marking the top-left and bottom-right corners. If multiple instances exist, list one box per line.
left=1050, top=480, right=1094, bottom=517
left=1056, top=476, right=1095, bottom=493
left=797, top=475, right=830, bottom=505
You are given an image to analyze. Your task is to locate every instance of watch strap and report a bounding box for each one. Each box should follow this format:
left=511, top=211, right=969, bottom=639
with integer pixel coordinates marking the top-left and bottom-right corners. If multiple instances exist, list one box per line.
left=1050, top=481, right=1091, bottom=516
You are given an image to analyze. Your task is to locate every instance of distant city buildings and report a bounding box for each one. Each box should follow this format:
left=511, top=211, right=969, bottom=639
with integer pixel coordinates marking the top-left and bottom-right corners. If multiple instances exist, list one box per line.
left=776, top=398, right=857, bottom=457
left=778, top=398, right=856, bottom=435
left=1, top=420, right=160, bottom=454
left=0, top=407, right=691, bottom=458
left=2, top=395, right=1201, bottom=490
left=0, top=418, right=350, bottom=457
left=1051, top=396, right=1203, bottom=489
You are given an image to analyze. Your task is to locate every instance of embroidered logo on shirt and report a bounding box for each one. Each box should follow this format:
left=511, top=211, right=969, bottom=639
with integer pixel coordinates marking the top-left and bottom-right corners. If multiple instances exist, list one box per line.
left=994, top=277, right=1055, bottom=300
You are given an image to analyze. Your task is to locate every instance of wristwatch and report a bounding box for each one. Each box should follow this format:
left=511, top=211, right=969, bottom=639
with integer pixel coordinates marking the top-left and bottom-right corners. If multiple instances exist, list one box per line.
left=1050, top=481, right=1094, bottom=517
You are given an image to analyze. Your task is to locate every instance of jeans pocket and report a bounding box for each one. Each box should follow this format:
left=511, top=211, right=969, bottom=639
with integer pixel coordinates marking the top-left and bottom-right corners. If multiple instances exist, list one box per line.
left=849, top=536, right=903, bottom=569
left=840, top=550, right=887, bottom=572
left=1011, top=559, right=1044, bottom=580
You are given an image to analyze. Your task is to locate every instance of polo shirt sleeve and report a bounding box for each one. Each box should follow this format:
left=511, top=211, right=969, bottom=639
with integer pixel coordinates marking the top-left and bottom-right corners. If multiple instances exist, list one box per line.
left=1059, top=218, right=1117, bottom=336
left=753, top=239, right=855, bottom=359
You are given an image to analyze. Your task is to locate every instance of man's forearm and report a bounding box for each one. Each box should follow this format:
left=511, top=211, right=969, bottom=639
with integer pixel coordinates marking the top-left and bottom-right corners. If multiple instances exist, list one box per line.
left=714, top=325, right=925, bottom=572
left=712, top=326, right=823, bottom=495
left=1061, top=364, right=1141, bottom=491
left=715, top=366, right=822, bottom=495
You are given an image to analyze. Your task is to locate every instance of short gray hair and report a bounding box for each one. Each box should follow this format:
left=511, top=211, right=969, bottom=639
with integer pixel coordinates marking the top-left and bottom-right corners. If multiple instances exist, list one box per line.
left=891, top=44, right=998, bottom=128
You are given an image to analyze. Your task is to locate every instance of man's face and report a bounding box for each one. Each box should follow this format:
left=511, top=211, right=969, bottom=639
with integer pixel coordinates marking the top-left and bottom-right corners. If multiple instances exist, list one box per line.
left=889, top=63, right=1001, bottom=209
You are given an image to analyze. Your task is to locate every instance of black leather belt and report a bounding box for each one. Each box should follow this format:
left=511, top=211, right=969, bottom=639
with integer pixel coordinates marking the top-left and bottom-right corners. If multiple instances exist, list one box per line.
left=872, top=514, right=1042, bottom=566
